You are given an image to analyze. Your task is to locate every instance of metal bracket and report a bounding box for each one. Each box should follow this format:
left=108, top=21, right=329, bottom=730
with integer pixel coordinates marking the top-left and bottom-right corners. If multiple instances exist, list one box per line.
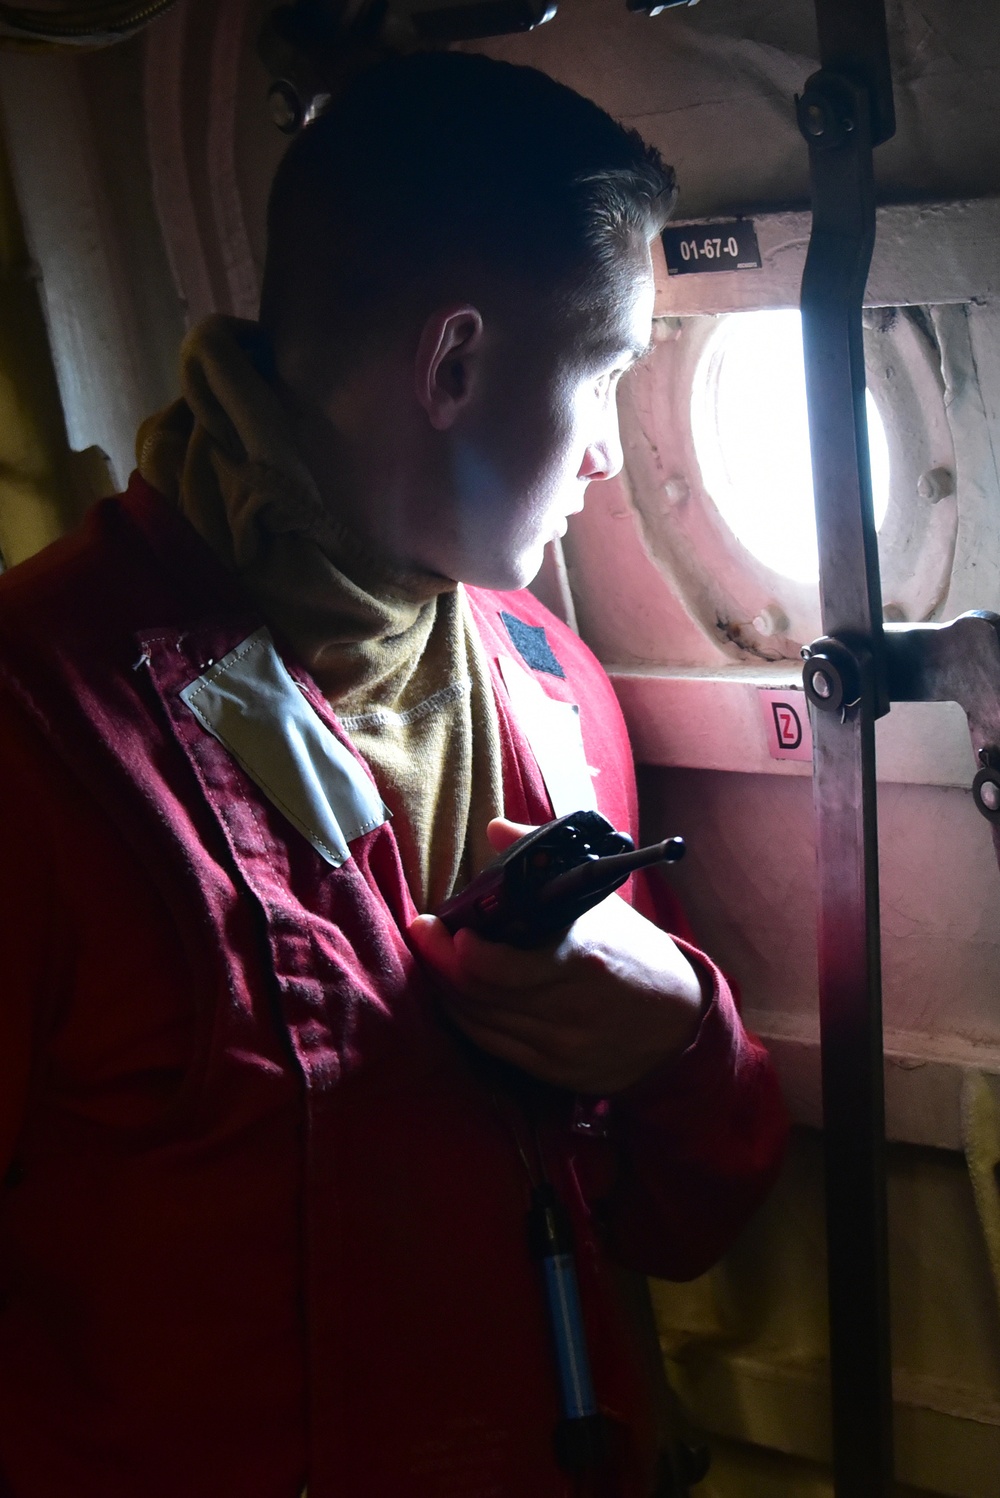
left=884, top=614, right=1000, bottom=828
left=808, top=611, right=1000, bottom=834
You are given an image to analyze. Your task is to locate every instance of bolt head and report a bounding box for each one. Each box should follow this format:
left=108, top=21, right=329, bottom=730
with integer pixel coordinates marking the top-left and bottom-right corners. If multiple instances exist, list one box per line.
left=752, top=604, right=789, bottom=639
left=811, top=669, right=833, bottom=700
left=982, top=780, right=1000, bottom=813
left=661, top=476, right=690, bottom=509
left=916, top=466, right=955, bottom=503
left=268, top=81, right=302, bottom=135
left=805, top=102, right=827, bottom=137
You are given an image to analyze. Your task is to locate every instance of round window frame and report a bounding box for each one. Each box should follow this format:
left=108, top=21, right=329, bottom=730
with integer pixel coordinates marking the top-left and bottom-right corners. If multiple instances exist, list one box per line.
left=689, top=309, right=890, bottom=586
left=617, top=306, right=958, bottom=660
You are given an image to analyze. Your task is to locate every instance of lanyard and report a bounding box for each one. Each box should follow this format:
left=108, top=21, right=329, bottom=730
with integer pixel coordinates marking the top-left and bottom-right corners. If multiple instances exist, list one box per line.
left=494, top=1089, right=616, bottom=1493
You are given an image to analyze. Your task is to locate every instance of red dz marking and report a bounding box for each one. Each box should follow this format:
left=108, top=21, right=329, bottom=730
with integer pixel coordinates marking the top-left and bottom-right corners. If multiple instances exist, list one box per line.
left=771, top=702, right=802, bottom=750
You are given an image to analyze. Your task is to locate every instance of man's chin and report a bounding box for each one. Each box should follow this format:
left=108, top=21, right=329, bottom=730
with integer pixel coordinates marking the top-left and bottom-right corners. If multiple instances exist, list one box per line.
left=458, top=550, right=543, bottom=594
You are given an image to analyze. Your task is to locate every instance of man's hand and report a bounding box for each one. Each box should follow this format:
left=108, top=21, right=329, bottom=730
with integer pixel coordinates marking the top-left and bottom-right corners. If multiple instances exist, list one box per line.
left=408, top=818, right=706, bottom=1094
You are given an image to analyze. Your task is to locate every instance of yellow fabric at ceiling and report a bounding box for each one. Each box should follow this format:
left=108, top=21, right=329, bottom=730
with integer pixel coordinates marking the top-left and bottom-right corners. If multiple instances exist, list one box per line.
left=0, top=124, right=85, bottom=569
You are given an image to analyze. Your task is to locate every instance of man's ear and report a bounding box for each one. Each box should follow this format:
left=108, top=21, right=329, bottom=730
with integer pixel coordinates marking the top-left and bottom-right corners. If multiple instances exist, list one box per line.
left=414, top=306, right=484, bottom=431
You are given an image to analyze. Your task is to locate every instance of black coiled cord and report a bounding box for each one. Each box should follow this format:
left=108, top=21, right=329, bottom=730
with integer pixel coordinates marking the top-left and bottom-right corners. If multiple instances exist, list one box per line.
left=0, top=1, right=180, bottom=43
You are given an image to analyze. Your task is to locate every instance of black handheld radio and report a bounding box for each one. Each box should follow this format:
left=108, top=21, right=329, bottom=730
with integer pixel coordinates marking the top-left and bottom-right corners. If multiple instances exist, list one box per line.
left=435, top=808, right=685, bottom=950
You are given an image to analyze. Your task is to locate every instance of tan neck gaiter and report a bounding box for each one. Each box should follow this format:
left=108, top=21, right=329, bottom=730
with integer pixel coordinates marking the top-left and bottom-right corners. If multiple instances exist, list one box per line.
left=137, top=315, right=504, bottom=910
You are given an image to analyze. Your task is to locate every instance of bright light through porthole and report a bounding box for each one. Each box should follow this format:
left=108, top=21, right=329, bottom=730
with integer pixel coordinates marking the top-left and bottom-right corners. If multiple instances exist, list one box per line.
left=691, top=309, right=891, bottom=583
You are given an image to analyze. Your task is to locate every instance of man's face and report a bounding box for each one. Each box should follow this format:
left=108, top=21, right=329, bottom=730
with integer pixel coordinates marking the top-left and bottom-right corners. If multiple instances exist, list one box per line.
left=423, top=248, right=656, bottom=591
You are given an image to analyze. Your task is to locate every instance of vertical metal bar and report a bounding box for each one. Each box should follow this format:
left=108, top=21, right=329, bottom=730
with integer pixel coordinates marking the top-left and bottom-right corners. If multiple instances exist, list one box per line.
left=800, top=80, right=884, bottom=660
left=798, top=3, right=897, bottom=1490
left=809, top=699, right=892, bottom=1497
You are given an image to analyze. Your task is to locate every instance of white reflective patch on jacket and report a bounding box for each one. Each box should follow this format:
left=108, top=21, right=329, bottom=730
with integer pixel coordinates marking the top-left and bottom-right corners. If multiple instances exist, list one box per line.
left=180, top=627, right=388, bottom=866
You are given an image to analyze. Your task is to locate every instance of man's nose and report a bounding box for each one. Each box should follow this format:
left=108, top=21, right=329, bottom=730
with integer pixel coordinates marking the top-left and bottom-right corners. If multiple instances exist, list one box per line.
left=578, top=414, right=624, bottom=484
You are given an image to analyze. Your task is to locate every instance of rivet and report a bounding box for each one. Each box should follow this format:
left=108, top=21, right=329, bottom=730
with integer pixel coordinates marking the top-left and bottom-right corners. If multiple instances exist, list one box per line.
left=661, top=476, right=690, bottom=509
left=752, top=603, right=789, bottom=638
left=917, top=466, right=954, bottom=503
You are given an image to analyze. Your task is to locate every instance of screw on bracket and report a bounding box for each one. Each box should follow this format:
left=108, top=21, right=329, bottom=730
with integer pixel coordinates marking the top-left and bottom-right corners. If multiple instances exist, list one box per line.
left=973, top=748, right=1000, bottom=822
left=802, top=636, right=863, bottom=718
left=267, top=79, right=303, bottom=134
left=795, top=72, right=862, bottom=152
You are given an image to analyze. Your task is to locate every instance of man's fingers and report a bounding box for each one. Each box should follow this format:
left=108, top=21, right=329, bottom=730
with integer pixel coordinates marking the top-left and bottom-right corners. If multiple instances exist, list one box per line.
left=409, top=913, right=583, bottom=1082
left=485, top=817, right=536, bottom=854
left=408, top=913, right=464, bottom=987
left=410, top=915, right=558, bottom=993
left=442, top=992, right=571, bottom=1050
left=445, top=1010, right=557, bottom=1076
left=452, top=926, right=562, bottom=987
left=447, top=1010, right=595, bottom=1091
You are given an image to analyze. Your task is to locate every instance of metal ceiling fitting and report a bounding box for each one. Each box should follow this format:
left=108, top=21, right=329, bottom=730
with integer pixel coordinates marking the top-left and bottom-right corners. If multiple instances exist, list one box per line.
left=626, top=0, right=700, bottom=15
left=406, top=0, right=556, bottom=43
left=259, top=0, right=558, bottom=131
left=0, top=1, right=181, bottom=45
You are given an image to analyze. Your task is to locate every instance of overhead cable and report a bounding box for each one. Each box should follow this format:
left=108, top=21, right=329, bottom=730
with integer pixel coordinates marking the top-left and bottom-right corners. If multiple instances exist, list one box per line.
left=0, top=1, right=180, bottom=46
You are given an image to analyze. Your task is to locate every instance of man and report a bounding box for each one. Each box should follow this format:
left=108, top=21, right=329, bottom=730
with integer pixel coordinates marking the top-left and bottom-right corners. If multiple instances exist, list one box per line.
left=0, top=51, right=786, bottom=1498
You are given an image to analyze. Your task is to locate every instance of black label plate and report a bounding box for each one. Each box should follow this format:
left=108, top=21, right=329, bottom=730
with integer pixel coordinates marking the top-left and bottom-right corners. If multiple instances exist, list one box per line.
left=662, top=220, right=762, bottom=276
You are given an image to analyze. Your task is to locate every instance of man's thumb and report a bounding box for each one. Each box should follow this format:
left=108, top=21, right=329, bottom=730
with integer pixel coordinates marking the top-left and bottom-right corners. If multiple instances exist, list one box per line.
left=485, top=816, right=537, bottom=854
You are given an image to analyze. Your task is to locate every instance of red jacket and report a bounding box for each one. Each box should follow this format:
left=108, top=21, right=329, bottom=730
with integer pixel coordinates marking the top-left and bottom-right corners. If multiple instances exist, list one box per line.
left=0, top=476, right=786, bottom=1498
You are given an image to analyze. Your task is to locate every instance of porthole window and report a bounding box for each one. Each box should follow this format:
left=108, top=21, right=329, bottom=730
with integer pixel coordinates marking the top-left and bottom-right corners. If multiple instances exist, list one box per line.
left=690, top=309, right=891, bottom=585
left=614, top=306, right=959, bottom=661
